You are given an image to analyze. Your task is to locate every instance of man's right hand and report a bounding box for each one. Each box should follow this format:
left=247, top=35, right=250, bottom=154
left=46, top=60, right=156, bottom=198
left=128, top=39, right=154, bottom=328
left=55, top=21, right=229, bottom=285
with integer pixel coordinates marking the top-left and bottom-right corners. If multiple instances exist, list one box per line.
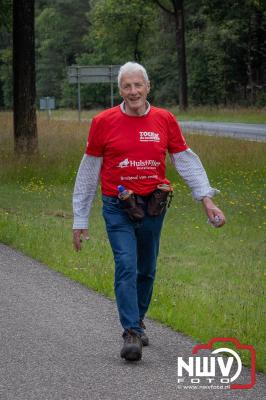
left=73, top=229, right=90, bottom=251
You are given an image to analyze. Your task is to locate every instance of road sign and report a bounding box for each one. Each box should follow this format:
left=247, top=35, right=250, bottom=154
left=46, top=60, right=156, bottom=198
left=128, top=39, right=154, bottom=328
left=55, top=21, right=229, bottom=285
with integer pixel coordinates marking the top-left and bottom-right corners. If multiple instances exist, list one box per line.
left=67, top=65, right=121, bottom=121
left=40, top=97, right=55, bottom=110
left=40, top=97, right=55, bottom=119
left=68, top=65, right=120, bottom=84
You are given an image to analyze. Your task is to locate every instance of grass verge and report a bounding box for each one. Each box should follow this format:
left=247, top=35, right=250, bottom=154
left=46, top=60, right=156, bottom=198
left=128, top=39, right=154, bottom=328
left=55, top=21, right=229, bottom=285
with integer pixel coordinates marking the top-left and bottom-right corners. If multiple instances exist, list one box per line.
left=0, top=112, right=265, bottom=372
left=38, top=106, right=266, bottom=124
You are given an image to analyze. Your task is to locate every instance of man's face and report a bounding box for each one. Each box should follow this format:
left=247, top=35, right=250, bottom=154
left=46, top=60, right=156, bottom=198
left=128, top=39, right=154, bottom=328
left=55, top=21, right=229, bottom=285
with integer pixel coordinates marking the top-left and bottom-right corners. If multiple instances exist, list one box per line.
left=119, top=71, right=150, bottom=116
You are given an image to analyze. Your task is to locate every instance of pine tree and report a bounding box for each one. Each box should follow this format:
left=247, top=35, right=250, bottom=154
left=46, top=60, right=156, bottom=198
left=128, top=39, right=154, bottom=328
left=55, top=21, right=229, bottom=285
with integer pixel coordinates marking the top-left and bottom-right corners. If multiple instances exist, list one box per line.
left=13, top=0, right=38, bottom=154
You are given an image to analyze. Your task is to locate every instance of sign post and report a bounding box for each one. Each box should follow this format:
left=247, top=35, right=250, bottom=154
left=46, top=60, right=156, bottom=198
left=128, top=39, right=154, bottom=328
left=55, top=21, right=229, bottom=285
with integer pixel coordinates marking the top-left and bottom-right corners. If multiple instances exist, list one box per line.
left=77, top=80, right=81, bottom=123
left=68, top=65, right=121, bottom=122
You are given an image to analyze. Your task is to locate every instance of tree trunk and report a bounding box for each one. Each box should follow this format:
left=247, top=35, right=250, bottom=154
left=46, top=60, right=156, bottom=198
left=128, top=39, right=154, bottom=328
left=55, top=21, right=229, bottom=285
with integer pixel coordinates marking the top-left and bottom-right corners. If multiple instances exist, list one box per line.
left=247, top=9, right=265, bottom=105
left=173, top=0, right=188, bottom=110
left=13, top=0, right=38, bottom=155
left=134, top=20, right=143, bottom=62
left=154, top=0, right=188, bottom=110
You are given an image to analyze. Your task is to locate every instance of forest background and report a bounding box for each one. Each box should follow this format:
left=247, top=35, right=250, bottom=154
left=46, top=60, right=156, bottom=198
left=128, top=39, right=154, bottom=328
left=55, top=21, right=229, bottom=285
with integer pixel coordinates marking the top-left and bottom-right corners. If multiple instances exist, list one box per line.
left=0, top=0, right=266, bottom=111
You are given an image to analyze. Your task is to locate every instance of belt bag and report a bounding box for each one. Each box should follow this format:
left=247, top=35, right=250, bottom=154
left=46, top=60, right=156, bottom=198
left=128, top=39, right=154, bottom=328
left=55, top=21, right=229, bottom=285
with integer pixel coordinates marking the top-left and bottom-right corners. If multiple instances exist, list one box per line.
left=122, top=194, right=145, bottom=221
left=120, top=184, right=173, bottom=221
left=147, top=185, right=173, bottom=217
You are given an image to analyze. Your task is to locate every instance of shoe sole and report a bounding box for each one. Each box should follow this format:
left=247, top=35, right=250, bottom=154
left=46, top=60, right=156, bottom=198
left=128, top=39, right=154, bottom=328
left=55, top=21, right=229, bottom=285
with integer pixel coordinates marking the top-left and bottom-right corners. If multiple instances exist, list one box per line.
left=121, top=351, right=142, bottom=361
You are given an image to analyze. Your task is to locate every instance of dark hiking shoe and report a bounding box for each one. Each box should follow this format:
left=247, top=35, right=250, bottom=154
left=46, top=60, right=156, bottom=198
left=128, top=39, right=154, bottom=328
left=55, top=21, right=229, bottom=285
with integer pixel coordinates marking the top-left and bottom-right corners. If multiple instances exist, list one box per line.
left=120, top=329, right=142, bottom=361
left=140, top=320, right=149, bottom=346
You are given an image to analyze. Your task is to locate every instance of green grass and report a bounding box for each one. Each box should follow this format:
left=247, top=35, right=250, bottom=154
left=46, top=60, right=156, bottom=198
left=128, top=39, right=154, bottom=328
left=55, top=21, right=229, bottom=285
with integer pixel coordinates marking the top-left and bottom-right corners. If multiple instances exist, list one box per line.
left=38, top=106, right=266, bottom=124
left=38, top=108, right=102, bottom=122
left=0, top=112, right=265, bottom=372
left=169, top=106, right=266, bottom=123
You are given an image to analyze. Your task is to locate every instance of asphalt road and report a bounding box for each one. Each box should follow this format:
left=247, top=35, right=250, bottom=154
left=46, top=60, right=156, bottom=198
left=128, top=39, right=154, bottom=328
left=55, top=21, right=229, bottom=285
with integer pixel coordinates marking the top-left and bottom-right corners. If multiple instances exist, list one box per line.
left=179, top=121, right=266, bottom=142
left=0, top=243, right=265, bottom=400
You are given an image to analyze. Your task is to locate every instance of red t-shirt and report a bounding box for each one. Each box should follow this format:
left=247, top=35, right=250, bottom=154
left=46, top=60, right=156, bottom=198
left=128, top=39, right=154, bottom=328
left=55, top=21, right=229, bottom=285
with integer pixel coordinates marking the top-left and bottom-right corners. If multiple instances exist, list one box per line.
left=86, top=105, right=188, bottom=196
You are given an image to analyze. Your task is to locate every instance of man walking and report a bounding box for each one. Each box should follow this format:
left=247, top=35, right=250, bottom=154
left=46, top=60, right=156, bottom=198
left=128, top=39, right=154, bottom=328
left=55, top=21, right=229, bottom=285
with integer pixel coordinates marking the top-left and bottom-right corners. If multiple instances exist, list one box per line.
left=72, top=61, right=225, bottom=361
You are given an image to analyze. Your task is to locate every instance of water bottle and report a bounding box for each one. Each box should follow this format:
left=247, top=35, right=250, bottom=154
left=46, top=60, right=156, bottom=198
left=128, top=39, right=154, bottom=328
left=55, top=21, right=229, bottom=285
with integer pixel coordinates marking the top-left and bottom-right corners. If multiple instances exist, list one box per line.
left=117, top=185, right=145, bottom=221
left=207, top=215, right=222, bottom=228
left=117, top=185, right=133, bottom=200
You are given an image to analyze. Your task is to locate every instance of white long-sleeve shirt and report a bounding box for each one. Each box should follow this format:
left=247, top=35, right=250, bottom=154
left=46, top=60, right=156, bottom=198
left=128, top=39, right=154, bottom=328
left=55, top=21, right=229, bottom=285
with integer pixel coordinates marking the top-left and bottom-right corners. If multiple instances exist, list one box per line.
left=72, top=150, right=219, bottom=229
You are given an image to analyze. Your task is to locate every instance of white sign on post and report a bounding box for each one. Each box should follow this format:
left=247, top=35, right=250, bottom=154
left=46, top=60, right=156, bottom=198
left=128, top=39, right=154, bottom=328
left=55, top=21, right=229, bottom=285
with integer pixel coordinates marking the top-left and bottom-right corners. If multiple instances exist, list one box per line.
left=40, top=97, right=55, bottom=119
left=40, top=97, right=55, bottom=110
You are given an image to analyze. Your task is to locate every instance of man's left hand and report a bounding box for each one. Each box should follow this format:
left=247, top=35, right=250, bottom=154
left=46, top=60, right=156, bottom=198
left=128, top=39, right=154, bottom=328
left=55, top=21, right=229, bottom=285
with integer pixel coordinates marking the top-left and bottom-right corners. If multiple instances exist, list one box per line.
left=202, top=197, right=226, bottom=228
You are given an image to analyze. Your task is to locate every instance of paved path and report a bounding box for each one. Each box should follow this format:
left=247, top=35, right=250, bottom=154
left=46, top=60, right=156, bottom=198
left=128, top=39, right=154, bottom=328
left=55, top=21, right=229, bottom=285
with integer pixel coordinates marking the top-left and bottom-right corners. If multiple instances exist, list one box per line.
left=180, top=121, right=266, bottom=142
left=0, top=244, right=265, bottom=400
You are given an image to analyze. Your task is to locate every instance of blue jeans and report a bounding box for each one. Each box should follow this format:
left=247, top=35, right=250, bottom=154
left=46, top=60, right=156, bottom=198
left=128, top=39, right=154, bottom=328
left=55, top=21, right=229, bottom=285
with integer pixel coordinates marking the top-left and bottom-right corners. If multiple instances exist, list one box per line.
left=102, top=195, right=165, bottom=333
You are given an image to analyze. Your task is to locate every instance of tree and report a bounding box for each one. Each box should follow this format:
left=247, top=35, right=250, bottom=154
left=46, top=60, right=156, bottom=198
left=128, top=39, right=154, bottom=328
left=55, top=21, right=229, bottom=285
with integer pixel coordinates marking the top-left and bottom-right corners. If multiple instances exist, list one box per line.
left=153, top=0, right=188, bottom=110
left=76, top=0, right=157, bottom=108
left=86, top=0, right=156, bottom=64
left=0, top=0, right=12, bottom=30
left=201, top=0, right=266, bottom=106
left=0, top=0, right=12, bottom=108
left=246, top=1, right=266, bottom=104
left=13, top=0, right=38, bottom=154
left=35, top=0, right=90, bottom=106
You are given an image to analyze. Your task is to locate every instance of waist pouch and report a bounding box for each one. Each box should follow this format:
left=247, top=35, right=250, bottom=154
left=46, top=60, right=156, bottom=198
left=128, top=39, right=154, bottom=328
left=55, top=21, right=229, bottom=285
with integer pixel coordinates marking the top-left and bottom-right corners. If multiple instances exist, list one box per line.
left=121, top=194, right=145, bottom=221
left=147, top=188, right=173, bottom=216
left=121, top=189, right=173, bottom=221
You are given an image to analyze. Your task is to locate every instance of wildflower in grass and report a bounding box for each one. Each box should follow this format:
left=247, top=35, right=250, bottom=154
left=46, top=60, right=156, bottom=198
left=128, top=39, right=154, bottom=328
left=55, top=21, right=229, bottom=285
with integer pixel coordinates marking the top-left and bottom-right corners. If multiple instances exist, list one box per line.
left=22, top=177, right=46, bottom=194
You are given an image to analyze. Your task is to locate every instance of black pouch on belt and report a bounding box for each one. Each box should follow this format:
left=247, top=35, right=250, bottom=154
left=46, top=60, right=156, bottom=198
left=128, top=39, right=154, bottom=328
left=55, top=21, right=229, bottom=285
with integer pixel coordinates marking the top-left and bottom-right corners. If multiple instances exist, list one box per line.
left=121, top=194, right=145, bottom=221
left=147, top=184, right=173, bottom=216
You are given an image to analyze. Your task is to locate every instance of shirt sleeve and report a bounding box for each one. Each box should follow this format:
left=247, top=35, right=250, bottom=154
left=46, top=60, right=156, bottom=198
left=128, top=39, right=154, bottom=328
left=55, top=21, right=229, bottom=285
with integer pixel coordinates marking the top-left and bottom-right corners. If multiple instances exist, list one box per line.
left=85, top=117, right=105, bottom=157
left=167, top=112, right=188, bottom=153
left=72, top=154, right=102, bottom=229
left=170, top=149, right=220, bottom=201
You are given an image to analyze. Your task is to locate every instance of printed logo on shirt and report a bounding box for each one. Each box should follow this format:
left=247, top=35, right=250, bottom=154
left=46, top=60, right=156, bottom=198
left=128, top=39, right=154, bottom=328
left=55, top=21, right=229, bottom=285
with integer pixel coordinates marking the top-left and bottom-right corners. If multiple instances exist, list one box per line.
left=118, top=158, right=130, bottom=168
left=139, top=131, right=160, bottom=142
left=117, top=158, right=161, bottom=170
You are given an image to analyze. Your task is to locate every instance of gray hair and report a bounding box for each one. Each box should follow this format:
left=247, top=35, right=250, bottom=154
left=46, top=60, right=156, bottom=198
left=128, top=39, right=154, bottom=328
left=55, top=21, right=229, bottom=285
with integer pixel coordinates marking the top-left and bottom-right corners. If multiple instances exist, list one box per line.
left=118, top=62, right=149, bottom=88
